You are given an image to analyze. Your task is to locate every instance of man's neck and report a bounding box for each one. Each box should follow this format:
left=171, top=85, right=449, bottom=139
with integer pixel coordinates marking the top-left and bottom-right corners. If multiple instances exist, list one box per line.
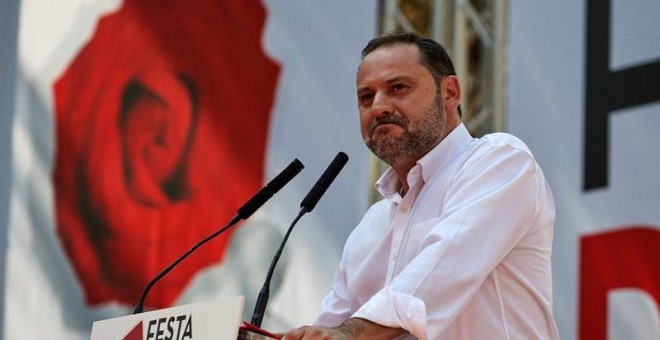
left=392, top=161, right=416, bottom=196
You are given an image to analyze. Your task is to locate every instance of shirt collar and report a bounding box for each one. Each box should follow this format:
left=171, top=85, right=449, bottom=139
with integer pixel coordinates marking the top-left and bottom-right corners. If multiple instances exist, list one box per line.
left=375, top=123, right=473, bottom=199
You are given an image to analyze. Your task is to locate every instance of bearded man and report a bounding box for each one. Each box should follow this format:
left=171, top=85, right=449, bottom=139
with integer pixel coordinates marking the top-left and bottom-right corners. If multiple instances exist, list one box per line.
left=284, top=32, right=559, bottom=340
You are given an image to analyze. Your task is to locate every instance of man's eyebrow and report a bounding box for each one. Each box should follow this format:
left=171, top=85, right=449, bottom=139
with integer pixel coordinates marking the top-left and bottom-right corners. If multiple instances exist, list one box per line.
left=357, top=75, right=414, bottom=94
left=385, top=75, right=413, bottom=84
left=357, top=86, right=371, bottom=95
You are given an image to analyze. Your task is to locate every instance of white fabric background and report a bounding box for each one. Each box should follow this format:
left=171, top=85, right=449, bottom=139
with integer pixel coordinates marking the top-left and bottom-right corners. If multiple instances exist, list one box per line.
left=508, top=1, right=660, bottom=339
left=3, top=0, right=376, bottom=338
left=5, top=0, right=658, bottom=338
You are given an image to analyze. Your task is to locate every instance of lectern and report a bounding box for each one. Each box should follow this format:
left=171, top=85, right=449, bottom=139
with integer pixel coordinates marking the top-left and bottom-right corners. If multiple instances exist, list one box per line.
left=90, top=296, right=249, bottom=339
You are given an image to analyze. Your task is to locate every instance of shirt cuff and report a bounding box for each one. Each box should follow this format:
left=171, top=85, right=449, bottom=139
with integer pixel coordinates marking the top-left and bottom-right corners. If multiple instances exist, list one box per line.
left=351, top=287, right=430, bottom=340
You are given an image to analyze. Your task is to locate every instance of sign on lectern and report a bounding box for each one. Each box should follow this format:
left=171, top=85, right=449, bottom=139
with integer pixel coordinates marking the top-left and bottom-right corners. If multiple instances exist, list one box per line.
left=90, top=296, right=244, bottom=340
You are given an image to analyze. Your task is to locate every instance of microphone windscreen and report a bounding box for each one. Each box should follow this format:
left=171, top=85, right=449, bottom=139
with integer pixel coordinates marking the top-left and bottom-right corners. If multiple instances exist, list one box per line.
left=238, top=158, right=304, bottom=219
left=300, top=152, right=348, bottom=213
left=267, top=158, right=304, bottom=194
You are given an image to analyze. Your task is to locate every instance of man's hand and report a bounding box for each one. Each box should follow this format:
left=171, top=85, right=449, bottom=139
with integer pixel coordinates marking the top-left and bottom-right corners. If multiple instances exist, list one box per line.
left=281, top=318, right=406, bottom=339
left=281, top=325, right=348, bottom=340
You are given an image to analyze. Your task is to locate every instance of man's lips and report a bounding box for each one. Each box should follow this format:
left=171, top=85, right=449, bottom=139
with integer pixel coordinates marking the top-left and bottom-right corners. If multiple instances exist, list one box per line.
left=376, top=122, right=399, bottom=128
left=367, top=114, right=408, bottom=140
left=371, top=123, right=402, bottom=139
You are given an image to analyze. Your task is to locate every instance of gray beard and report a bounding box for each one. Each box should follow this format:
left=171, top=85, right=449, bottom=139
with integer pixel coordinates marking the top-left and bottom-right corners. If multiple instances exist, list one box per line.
left=366, top=97, right=445, bottom=167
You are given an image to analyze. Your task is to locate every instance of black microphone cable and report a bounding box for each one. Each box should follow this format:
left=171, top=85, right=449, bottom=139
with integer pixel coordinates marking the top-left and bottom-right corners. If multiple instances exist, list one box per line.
left=250, top=152, right=348, bottom=327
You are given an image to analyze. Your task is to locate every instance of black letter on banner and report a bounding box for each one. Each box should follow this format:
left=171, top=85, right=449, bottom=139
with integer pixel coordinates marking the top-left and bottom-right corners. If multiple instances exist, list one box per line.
left=182, top=315, right=193, bottom=339
left=146, top=319, right=157, bottom=340
left=584, top=0, right=660, bottom=190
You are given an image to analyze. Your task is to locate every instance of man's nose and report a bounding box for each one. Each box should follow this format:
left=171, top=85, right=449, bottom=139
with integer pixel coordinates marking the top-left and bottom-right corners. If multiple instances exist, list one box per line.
left=371, top=92, right=393, bottom=117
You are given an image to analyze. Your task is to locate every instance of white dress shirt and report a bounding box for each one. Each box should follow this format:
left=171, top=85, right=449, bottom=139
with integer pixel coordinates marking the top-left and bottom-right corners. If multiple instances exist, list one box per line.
left=314, top=123, right=559, bottom=339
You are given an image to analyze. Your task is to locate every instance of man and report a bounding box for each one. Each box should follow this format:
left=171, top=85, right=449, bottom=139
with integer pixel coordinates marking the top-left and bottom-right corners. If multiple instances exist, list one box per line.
left=284, top=32, right=558, bottom=339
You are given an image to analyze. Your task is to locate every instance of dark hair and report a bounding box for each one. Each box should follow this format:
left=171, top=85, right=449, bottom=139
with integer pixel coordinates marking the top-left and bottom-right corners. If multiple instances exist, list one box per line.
left=362, top=32, right=462, bottom=116
left=362, top=32, right=456, bottom=84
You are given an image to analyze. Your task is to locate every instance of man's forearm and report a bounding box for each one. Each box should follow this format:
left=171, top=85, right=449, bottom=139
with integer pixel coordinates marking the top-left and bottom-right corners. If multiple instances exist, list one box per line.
left=335, top=318, right=407, bottom=339
left=282, top=317, right=407, bottom=339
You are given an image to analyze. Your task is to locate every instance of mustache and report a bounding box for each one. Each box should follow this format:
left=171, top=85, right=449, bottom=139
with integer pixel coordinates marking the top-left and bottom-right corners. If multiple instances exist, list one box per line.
left=368, top=114, right=409, bottom=136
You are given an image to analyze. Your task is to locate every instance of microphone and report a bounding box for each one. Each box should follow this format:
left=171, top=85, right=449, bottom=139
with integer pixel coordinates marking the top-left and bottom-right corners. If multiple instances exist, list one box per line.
left=250, top=152, right=349, bottom=327
left=300, top=151, right=349, bottom=212
left=238, top=159, right=305, bottom=219
left=133, top=159, right=304, bottom=314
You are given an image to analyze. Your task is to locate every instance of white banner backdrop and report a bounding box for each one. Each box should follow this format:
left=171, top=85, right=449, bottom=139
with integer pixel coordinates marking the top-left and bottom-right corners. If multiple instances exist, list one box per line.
left=4, top=0, right=376, bottom=338
left=508, top=1, right=659, bottom=339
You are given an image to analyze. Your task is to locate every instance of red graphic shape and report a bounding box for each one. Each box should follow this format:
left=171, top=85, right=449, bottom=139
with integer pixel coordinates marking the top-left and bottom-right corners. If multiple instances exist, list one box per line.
left=579, top=226, right=660, bottom=339
left=53, top=0, right=279, bottom=309
left=123, top=321, right=143, bottom=340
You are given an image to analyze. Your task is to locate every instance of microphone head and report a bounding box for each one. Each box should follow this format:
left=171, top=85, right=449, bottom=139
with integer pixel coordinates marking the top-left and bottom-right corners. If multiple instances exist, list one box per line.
left=237, top=158, right=304, bottom=219
left=300, top=152, right=348, bottom=212
left=267, top=158, right=304, bottom=194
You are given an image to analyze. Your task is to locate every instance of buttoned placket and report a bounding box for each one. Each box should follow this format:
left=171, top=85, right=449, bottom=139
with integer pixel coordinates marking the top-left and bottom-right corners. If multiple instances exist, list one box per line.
left=384, top=167, right=423, bottom=286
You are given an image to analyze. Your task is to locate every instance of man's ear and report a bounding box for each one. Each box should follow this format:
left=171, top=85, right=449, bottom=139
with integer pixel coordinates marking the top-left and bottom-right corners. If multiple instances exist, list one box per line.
left=441, top=75, right=461, bottom=114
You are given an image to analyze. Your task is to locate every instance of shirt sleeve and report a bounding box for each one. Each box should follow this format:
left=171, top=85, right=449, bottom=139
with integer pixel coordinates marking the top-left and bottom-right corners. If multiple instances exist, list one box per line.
left=312, top=244, right=353, bottom=327
left=352, top=142, right=548, bottom=339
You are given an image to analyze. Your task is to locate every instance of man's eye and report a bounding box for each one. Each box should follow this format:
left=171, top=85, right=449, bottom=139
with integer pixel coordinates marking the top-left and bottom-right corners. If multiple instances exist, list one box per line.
left=360, top=93, right=373, bottom=103
left=392, top=84, right=406, bottom=91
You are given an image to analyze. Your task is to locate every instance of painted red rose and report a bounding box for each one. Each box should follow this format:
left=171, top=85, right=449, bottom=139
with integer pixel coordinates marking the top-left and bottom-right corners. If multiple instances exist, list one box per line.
left=53, top=0, right=279, bottom=309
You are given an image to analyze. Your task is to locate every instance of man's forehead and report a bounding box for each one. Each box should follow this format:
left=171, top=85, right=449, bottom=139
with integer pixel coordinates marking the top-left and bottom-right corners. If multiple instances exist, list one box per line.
left=359, top=43, right=422, bottom=68
left=356, top=44, right=428, bottom=85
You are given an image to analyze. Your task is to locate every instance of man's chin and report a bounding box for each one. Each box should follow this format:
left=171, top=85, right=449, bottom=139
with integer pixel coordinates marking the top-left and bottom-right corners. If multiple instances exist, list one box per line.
left=368, top=142, right=400, bottom=164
